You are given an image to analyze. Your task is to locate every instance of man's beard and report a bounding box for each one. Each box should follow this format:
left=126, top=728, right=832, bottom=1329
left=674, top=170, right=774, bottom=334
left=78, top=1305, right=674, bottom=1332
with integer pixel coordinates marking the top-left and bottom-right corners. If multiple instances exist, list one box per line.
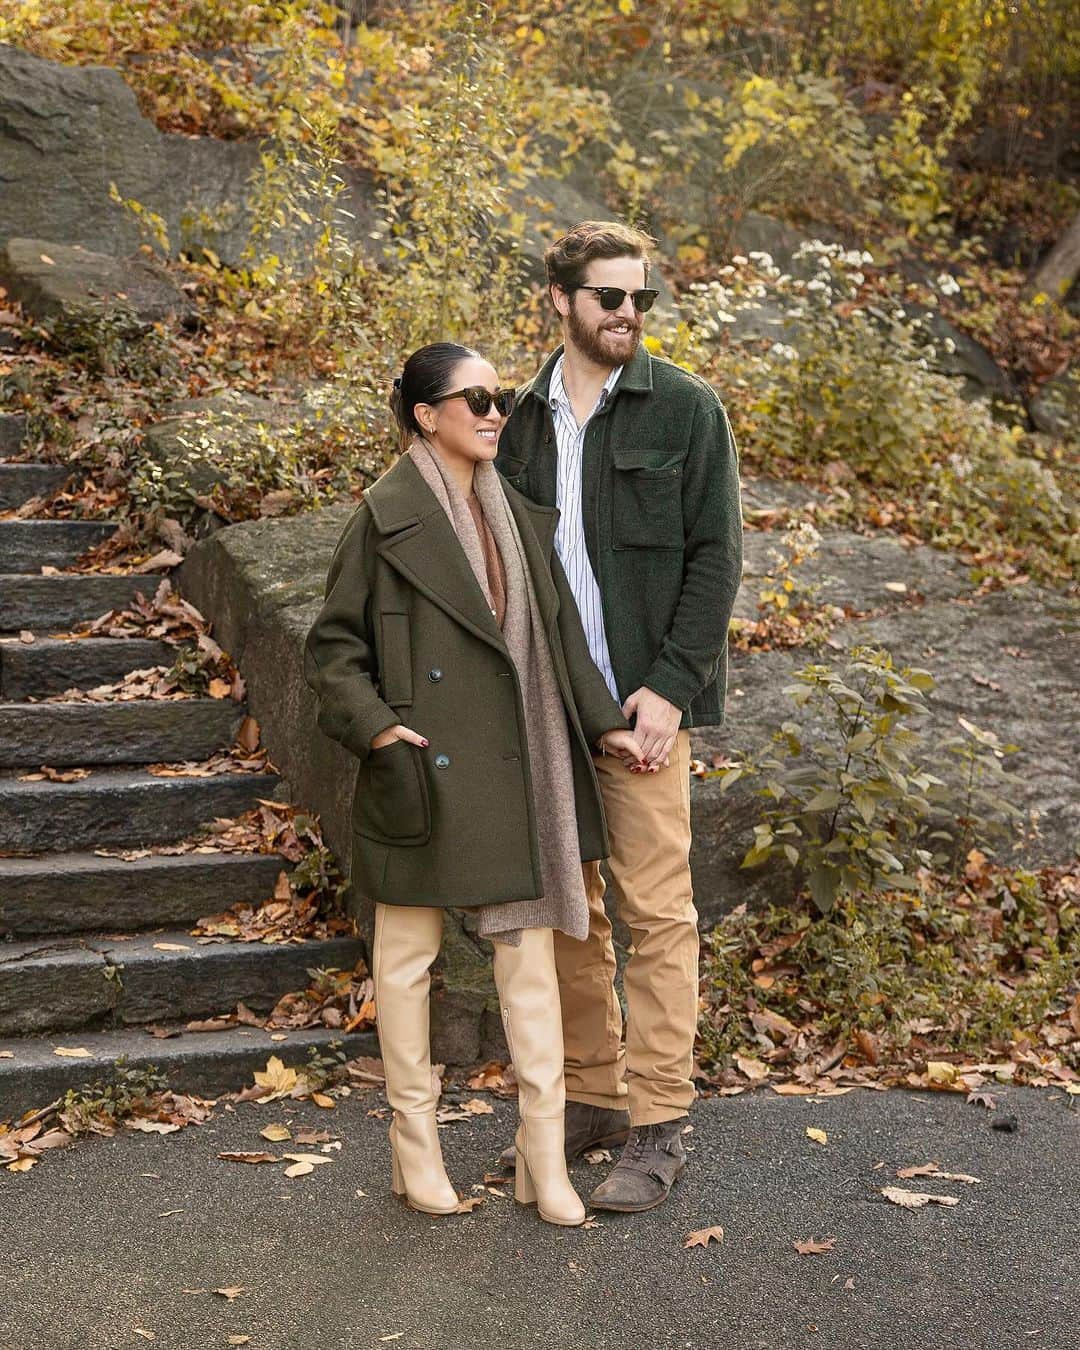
left=566, top=301, right=643, bottom=368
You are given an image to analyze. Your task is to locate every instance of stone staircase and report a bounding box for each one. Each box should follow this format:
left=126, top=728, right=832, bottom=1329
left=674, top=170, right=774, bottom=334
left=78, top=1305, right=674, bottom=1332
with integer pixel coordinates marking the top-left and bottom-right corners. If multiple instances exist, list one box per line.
left=0, top=439, right=375, bottom=1119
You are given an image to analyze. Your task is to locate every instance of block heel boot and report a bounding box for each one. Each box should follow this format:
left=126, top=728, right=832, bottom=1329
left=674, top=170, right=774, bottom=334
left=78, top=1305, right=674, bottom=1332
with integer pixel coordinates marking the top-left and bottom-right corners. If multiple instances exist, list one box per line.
left=492, top=928, right=586, bottom=1227
left=373, top=903, right=459, bottom=1216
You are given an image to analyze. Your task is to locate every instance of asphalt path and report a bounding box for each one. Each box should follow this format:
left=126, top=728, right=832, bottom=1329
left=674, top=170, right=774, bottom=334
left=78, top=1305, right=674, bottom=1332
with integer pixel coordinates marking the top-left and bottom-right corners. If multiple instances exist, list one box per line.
left=2, top=1086, right=1078, bottom=1350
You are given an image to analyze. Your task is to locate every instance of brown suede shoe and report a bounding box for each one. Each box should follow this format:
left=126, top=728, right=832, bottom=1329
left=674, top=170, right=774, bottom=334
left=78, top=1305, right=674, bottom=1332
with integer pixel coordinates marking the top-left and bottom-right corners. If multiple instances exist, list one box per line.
left=496, top=1100, right=630, bottom=1169
left=587, top=1120, right=686, bottom=1212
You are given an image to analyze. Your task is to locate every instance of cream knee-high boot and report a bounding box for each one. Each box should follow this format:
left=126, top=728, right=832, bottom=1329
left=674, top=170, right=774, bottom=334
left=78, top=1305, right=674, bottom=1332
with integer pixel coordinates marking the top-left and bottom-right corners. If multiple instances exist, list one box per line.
left=373, top=903, right=458, bottom=1216
left=492, top=927, right=586, bottom=1227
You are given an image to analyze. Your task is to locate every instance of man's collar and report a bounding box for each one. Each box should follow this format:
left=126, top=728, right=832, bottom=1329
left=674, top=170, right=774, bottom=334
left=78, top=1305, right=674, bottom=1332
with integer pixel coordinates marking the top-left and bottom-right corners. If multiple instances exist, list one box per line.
left=524, top=340, right=653, bottom=403
left=548, top=353, right=622, bottom=413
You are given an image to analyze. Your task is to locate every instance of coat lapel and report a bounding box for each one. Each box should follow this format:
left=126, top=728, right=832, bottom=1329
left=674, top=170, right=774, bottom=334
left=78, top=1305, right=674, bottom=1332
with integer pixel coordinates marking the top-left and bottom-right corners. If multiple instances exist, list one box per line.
left=366, top=456, right=507, bottom=652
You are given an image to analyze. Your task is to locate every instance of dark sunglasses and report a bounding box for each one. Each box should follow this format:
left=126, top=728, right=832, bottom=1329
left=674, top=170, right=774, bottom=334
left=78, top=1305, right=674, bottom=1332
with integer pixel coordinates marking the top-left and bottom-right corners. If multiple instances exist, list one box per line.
left=573, top=285, right=659, bottom=313
left=432, top=386, right=515, bottom=418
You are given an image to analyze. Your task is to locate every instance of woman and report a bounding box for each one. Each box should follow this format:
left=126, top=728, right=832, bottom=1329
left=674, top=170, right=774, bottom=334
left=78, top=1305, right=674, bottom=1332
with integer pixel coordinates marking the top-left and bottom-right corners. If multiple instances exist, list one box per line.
left=304, top=343, right=644, bottom=1226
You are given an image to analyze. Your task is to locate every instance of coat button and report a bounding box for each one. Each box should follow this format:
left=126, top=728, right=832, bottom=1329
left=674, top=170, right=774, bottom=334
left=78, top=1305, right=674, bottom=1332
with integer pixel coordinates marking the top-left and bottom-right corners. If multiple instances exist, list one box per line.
left=427, top=668, right=443, bottom=683
left=434, top=753, right=451, bottom=769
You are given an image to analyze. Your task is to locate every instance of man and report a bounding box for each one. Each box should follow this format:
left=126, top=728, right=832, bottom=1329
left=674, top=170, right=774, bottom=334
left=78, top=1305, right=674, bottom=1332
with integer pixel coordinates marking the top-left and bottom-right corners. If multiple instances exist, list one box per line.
left=495, top=220, right=743, bottom=1211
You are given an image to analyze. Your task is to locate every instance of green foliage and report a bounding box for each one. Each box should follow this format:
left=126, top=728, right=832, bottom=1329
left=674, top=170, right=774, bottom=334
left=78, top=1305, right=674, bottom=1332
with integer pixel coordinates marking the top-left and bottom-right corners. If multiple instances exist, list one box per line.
left=679, top=244, right=1077, bottom=581
left=58, top=1057, right=169, bottom=1136
left=38, top=300, right=180, bottom=383
left=698, top=863, right=1079, bottom=1066
left=734, top=647, right=943, bottom=913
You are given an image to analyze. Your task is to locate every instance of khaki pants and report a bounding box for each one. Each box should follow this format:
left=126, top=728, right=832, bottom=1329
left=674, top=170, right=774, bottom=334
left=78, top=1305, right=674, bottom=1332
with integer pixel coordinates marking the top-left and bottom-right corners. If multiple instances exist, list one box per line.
left=553, top=729, right=698, bottom=1126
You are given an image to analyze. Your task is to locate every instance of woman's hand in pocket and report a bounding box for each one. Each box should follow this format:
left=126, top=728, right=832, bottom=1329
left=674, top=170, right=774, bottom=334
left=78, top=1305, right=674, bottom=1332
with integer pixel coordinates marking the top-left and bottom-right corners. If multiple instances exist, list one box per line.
left=370, top=724, right=429, bottom=751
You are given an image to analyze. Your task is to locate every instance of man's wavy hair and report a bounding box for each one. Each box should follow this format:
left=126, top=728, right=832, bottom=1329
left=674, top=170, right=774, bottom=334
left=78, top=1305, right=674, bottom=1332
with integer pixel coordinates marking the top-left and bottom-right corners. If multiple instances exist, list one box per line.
left=544, top=220, right=657, bottom=294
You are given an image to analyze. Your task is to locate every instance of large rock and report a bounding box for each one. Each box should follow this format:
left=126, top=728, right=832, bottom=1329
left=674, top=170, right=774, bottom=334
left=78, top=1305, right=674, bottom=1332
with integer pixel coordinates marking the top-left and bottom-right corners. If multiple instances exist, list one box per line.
left=1030, top=369, right=1080, bottom=440
left=0, top=238, right=190, bottom=326
left=0, top=44, right=376, bottom=266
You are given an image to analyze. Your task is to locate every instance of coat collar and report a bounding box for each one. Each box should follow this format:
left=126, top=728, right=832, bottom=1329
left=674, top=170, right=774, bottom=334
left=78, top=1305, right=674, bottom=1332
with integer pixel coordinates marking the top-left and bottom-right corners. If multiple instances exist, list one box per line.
left=364, top=454, right=560, bottom=650
left=521, top=340, right=654, bottom=405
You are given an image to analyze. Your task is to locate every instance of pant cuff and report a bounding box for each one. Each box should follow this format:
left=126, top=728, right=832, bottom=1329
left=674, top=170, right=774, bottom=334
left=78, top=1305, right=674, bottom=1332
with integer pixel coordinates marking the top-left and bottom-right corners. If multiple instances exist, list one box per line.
left=566, top=1090, right=630, bottom=1112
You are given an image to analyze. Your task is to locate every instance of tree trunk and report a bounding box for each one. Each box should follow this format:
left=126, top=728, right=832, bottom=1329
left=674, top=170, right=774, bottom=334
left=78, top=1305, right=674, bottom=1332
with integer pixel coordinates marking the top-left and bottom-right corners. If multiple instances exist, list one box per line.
left=1023, top=210, right=1080, bottom=303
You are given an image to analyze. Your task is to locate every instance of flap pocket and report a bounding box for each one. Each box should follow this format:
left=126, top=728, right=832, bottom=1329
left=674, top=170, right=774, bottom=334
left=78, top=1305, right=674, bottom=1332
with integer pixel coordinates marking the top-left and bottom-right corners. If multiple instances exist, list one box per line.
left=353, top=739, right=431, bottom=846
left=611, top=453, right=684, bottom=550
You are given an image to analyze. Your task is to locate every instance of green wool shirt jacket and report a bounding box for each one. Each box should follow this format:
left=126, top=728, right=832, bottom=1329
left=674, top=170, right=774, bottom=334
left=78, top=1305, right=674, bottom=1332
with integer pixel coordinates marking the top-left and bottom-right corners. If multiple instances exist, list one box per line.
left=495, top=344, right=743, bottom=728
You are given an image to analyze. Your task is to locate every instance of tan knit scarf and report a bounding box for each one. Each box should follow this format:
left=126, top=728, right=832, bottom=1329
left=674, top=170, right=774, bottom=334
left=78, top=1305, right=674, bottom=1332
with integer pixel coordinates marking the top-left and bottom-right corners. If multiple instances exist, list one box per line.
left=407, top=436, right=588, bottom=946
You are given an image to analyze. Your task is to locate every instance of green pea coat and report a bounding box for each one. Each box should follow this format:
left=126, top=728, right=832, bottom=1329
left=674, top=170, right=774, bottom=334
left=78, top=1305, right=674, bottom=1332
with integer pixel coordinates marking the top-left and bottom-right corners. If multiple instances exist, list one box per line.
left=303, top=453, right=628, bottom=909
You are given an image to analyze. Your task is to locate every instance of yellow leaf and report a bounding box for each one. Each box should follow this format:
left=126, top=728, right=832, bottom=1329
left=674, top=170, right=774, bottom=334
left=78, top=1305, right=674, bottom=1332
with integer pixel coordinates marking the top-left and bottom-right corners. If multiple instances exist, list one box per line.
left=806, top=1127, right=828, bottom=1145
left=53, top=1046, right=92, bottom=1058
left=283, top=1161, right=314, bottom=1178
left=926, top=1061, right=960, bottom=1086
left=7, top=1157, right=37, bottom=1172
left=684, top=1225, right=724, bottom=1247
left=260, top=1124, right=292, bottom=1142
left=282, top=1153, right=332, bottom=1166
left=643, top=335, right=663, bottom=354
left=252, top=1055, right=298, bottom=1102
left=311, top=1093, right=335, bottom=1109
left=618, top=0, right=635, bottom=12
left=153, top=942, right=190, bottom=952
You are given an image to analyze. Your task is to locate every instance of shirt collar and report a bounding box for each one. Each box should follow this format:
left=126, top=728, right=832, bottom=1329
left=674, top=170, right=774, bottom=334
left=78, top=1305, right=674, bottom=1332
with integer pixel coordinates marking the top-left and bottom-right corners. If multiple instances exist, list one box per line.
left=549, top=355, right=623, bottom=419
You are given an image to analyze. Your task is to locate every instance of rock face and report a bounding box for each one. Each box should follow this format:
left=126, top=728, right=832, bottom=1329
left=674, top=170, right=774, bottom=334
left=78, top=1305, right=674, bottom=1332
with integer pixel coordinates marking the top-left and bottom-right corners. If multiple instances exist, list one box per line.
left=0, top=44, right=376, bottom=266
left=143, top=393, right=292, bottom=499
left=1030, top=369, right=1080, bottom=440
left=0, top=238, right=190, bottom=326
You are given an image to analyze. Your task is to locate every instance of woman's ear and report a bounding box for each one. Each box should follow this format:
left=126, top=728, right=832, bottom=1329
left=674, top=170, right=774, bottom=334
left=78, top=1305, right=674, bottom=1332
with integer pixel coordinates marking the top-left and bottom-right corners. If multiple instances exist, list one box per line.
left=413, top=402, right=437, bottom=436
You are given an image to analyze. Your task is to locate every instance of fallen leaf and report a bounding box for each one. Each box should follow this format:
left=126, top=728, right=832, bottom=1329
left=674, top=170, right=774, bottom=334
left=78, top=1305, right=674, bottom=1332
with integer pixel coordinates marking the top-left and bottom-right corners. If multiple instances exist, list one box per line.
left=0, top=1051, right=13, bottom=1058
left=684, top=1226, right=724, bottom=1248
left=252, top=1055, right=298, bottom=1102
left=157, top=1209, right=184, bottom=1218
left=966, top=1090, right=997, bottom=1109
left=6, top=1157, right=37, bottom=1172
left=227, top=1339, right=252, bottom=1346
left=881, top=1186, right=960, bottom=1209
left=455, top=1196, right=484, bottom=1213
left=127, top=1120, right=181, bottom=1135
left=793, top=1237, right=835, bottom=1254
left=213, top=1287, right=245, bottom=1300
left=133, top=1331, right=155, bottom=1342
left=18, top=630, right=34, bottom=644
left=53, top=1046, right=92, bottom=1058
left=806, top=1127, right=828, bottom=1145
left=896, top=1162, right=941, bottom=1179
left=152, top=942, right=191, bottom=952
left=582, top=1148, right=613, bottom=1164
left=311, top=1092, right=335, bottom=1109
left=260, top=1124, right=291, bottom=1142
left=281, top=1153, right=332, bottom=1166
left=735, top=1054, right=769, bottom=1082
left=461, top=1097, right=495, bottom=1115
left=218, top=1152, right=278, bottom=1165
left=883, top=581, right=908, bottom=593
left=283, top=1161, right=314, bottom=1177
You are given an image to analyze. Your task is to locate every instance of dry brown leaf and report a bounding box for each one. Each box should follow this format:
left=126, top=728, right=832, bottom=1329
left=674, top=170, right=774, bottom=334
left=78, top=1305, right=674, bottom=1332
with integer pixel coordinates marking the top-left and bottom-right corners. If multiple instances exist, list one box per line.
left=896, top=1162, right=941, bottom=1179
left=126, top=1120, right=181, bottom=1135
left=53, top=1046, right=92, bottom=1058
left=218, top=1151, right=278, bottom=1165
left=6, top=1157, right=37, bottom=1172
left=684, top=1226, right=724, bottom=1248
left=881, top=1186, right=960, bottom=1209
left=806, top=1127, right=828, bottom=1145
left=734, top=1054, right=769, bottom=1082
left=283, top=1161, right=314, bottom=1178
left=260, top=1124, right=291, bottom=1142
left=455, top=1196, right=483, bottom=1213
left=214, top=1287, right=245, bottom=1300
left=152, top=942, right=190, bottom=952
left=311, top=1092, right=335, bottom=1109
left=133, top=1330, right=156, bottom=1342
left=281, top=1153, right=332, bottom=1166
left=461, top=1098, right=495, bottom=1115
left=793, top=1236, right=836, bottom=1255
left=207, top=677, right=231, bottom=699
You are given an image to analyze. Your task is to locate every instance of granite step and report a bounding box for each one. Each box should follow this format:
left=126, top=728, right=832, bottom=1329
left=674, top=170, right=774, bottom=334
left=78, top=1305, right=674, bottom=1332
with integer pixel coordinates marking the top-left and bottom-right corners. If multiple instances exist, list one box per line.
left=0, top=1022, right=380, bottom=1121
left=0, top=519, right=117, bottom=571
left=0, top=929, right=366, bottom=1038
left=0, top=460, right=68, bottom=511
left=0, top=767, right=281, bottom=852
left=0, top=573, right=155, bottom=631
left=0, top=634, right=174, bottom=698
left=0, top=850, right=290, bottom=937
left=0, top=698, right=245, bottom=768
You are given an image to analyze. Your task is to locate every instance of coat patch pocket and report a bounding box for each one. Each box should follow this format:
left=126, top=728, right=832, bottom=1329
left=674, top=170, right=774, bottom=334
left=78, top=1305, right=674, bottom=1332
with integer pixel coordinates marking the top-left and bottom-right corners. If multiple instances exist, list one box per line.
left=611, top=450, right=684, bottom=551
left=353, top=739, right=431, bottom=846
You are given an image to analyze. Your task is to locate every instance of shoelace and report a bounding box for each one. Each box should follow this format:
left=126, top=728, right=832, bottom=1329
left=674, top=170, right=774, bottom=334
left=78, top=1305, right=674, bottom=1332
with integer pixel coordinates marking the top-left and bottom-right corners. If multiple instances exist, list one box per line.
left=627, top=1124, right=667, bottom=1162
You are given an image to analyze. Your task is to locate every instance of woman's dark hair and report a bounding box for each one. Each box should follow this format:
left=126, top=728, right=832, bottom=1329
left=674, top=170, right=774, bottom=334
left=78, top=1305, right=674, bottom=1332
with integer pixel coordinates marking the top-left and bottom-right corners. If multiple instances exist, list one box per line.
left=390, top=341, right=481, bottom=450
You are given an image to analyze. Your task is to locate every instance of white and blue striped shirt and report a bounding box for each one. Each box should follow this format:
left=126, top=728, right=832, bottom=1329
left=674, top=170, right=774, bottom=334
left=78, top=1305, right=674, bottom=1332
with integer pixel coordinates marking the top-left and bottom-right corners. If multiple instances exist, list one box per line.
left=548, top=356, right=623, bottom=703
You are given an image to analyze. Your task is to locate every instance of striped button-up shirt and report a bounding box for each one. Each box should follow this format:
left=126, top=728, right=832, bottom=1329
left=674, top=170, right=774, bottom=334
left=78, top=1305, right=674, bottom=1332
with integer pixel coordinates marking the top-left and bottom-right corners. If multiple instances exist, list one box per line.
left=548, top=355, right=623, bottom=703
